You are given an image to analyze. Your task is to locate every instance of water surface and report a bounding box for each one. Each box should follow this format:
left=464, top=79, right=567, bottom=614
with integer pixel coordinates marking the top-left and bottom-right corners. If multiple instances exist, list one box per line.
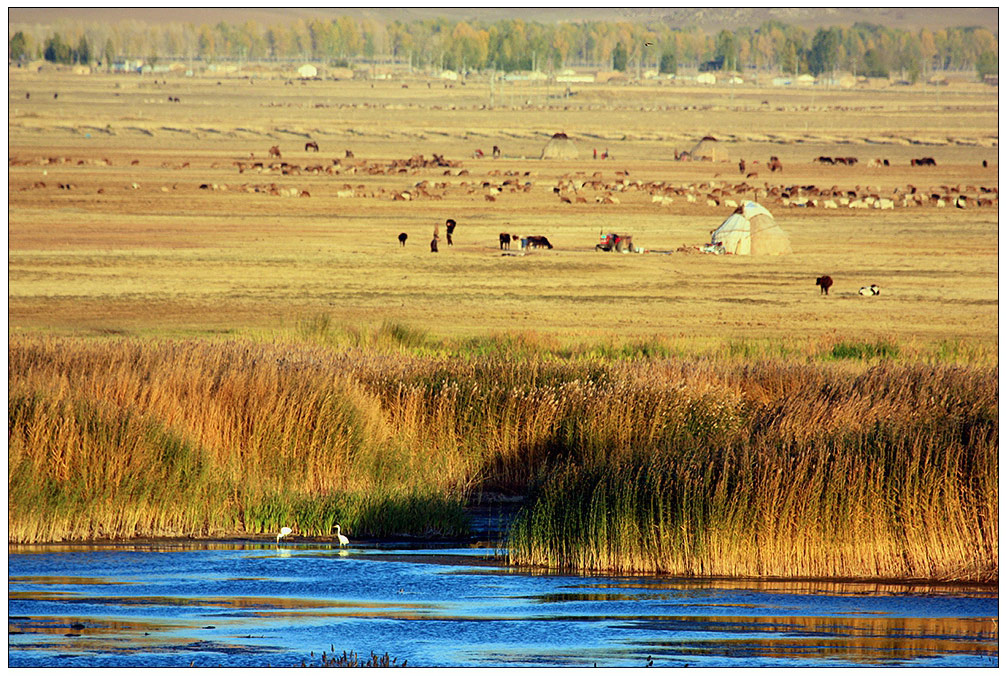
left=8, top=541, right=998, bottom=668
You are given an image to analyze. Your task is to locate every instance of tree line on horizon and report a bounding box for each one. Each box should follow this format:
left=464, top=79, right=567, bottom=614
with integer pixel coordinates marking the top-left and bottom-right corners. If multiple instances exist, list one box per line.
left=8, top=17, right=999, bottom=81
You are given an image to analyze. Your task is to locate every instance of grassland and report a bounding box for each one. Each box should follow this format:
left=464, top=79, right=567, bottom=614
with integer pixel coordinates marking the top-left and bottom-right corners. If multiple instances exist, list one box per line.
left=7, top=69, right=998, bottom=580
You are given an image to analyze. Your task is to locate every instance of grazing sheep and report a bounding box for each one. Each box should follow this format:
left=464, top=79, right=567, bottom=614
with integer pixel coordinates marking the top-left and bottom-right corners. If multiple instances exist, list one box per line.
left=858, top=284, right=880, bottom=296
left=398, top=232, right=407, bottom=246
left=816, top=275, right=834, bottom=295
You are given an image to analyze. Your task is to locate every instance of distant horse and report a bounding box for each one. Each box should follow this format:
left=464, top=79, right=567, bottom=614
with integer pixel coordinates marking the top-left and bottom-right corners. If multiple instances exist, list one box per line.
left=305, top=141, right=319, bottom=152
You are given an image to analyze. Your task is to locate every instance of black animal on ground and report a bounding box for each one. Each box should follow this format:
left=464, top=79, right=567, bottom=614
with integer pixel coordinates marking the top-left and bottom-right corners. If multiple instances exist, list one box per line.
left=499, top=232, right=512, bottom=250
left=816, top=275, right=834, bottom=295
left=305, top=141, right=319, bottom=152
left=911, top=157, right=937, bottom=167
left=445, top=218, right=456, bottom=246
left=526, top=235, right=554, bottom=249
left=398, top=232, right=407, bottom=246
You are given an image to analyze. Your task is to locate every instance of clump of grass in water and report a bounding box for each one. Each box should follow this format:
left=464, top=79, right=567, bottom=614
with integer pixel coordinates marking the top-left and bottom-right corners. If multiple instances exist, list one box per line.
left=302, top=647, right=406, bottom=667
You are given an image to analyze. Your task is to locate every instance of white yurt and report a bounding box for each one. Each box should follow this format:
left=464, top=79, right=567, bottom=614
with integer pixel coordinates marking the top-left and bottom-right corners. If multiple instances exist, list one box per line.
left=708, top=202, right=792, bottom=255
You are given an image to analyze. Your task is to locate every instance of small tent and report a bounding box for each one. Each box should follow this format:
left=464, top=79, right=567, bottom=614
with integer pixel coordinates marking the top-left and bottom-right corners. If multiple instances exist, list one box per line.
left=708, top=202, right=792, bottom=255
left=690, top=135, right=728, bottom=162
left=541, top=132, right=579, bottom=159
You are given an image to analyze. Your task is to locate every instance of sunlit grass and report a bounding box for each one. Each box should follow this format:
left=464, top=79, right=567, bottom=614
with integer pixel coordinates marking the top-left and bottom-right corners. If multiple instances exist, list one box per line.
left=8, top=331, right=997, bottom=582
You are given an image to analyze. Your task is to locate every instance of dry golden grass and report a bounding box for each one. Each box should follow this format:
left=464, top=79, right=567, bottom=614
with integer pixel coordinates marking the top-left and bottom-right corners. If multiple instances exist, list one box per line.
left=8, top=69, right=998, bottom=347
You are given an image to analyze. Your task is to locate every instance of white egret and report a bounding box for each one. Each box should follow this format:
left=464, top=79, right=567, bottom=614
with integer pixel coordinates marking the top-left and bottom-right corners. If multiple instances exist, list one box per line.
left=335, top=524, right=349, bottom=548
left=276, top=526, right=293, bottom=543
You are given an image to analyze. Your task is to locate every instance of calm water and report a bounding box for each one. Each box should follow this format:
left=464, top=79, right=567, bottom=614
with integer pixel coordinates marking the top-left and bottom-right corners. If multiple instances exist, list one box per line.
left=8, top=540, right=998, bottom=668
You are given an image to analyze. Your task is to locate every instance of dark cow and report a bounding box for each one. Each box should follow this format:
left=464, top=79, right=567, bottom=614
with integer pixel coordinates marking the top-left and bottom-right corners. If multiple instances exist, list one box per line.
left=445, top=218, right=456, bottom=246
left=526, top=235, right=553, bottom=249
left=911, top=157, right=936, bottom=167
left=499, top=232, right=512, bottom=250
left=305, top=141, right=319, bottom=152
left=814, top=156, right=835, bottom=165
left=816, top=275, right=834, bottom=295
left=268, top=145, right=281, bottom=159
left=398, top=232, right=407, bottom=246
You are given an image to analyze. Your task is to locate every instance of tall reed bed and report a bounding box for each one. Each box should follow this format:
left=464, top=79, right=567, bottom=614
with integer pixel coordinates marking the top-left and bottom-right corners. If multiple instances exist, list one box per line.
left=506, top=363, right=997, bottom=581
left=8, top=333, right=998, bottom=582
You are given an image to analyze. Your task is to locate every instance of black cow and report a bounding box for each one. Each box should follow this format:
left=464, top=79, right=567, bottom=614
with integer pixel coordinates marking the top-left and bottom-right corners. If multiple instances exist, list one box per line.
left=398, top=232, right=407, bottom=246
left=816, top=275, right=834, bottom=295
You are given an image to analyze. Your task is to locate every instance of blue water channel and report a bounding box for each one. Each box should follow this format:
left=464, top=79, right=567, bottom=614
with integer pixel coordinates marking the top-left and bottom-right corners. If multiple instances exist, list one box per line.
left=8, top=541, right=998, bottom=668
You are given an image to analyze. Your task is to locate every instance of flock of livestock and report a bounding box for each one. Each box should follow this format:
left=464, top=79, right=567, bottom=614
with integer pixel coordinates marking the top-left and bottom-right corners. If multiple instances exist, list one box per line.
left=14, top=136, right=995, bottom=213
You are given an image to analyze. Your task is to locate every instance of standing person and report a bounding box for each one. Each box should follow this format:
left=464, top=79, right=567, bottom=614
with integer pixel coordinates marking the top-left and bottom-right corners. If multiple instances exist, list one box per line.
left=430, top=234, right=439, bottom=252
left=593, top=148, right=597, bottom=160
left=445, top=218, right=457, bottom=246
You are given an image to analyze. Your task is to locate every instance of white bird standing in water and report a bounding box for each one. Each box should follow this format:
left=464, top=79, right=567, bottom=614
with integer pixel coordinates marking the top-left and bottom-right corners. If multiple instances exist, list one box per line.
left=276, top=526, right=293, bottom=543
left=335, top=524, right=349, bottom=548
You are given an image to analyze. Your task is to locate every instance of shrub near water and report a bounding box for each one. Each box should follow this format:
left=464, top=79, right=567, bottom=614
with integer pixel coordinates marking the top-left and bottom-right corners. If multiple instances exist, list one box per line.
left=7, top=334, right=998, bottom=582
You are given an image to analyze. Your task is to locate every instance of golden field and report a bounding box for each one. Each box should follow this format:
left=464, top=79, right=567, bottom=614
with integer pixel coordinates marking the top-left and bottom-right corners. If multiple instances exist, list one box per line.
left=8, top=69, right=998, bottom=347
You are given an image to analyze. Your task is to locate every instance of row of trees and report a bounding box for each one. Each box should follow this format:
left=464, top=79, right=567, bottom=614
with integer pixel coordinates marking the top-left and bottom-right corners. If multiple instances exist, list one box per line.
left=9, top=17, right=998, bottom=81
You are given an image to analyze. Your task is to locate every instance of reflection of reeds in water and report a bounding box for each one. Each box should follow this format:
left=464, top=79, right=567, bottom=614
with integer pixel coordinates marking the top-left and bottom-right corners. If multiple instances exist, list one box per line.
left=636, top=615, right=998, bottom=665
left=8, top=335, right=997, bottom=582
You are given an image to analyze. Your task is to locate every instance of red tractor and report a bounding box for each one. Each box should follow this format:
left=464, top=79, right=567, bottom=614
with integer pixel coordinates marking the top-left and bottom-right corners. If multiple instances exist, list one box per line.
left=596, top=232, right=634, bottom=253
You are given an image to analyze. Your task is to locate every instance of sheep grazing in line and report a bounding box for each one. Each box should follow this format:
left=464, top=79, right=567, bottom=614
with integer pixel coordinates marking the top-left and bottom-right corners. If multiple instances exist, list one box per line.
left=816, top=275, right=834, bottom=295
left=858, top=284, right=881, bottom=296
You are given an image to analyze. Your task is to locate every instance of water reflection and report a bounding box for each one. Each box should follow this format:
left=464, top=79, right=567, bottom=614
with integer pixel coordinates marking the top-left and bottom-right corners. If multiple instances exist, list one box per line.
left=8, top=541, right=998, bottom=668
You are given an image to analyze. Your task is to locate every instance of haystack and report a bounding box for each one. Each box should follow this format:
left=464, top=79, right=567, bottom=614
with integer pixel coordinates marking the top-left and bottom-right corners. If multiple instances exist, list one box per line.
left=541, top=132, right=579, bottom=160
left=690, top=135, right=728, bottom=162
